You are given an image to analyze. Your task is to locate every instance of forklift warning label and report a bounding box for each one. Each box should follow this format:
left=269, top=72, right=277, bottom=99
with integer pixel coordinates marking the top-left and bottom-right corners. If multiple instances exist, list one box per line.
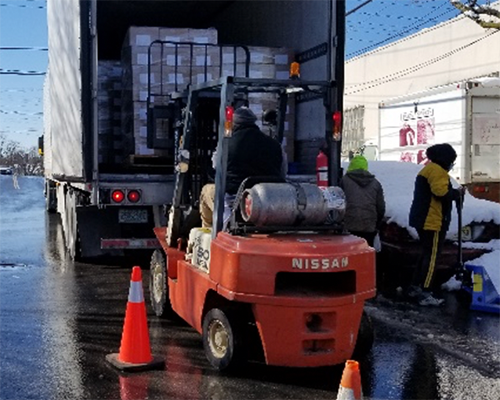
left=292, top=257, right=349, bottom=270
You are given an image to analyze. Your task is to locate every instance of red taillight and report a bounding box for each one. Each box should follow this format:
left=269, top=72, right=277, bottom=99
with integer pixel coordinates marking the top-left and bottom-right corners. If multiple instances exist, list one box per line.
left=473, top=185, right=487, bottom=193
left=111, top=190, right=125, bottom=203
left=127, top=190, right=141, bottom=203
left=333, top=111, right=342, bottom=141
left=225, top=106, right=234, bottom=136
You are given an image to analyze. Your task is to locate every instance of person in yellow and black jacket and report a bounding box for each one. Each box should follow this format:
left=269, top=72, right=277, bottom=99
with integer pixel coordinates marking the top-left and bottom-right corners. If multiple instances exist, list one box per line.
left=408, top=143, right=463, bottom=306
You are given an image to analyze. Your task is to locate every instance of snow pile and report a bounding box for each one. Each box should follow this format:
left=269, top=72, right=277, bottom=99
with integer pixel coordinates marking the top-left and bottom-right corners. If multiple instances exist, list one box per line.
left=360, top=160, right=500, bottom=293
left=465, top=250, right=500, bottom=294
left=441, top=276, right=463, bottom=292
left=361, top=161, right=500, bottom=240
left=470, top=76, right=500, bottom=88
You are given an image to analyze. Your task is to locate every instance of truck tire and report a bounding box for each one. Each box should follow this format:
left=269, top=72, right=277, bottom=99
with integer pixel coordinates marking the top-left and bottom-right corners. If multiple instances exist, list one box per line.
left=149, top=249, right=172, bottom=317
left=63, top=188, right=81, bottom=260
left=45, top=180, right=57, bottom=213
left=352, top=310, right=374, bottom=360
left=202, top=308, right=246, bottom=372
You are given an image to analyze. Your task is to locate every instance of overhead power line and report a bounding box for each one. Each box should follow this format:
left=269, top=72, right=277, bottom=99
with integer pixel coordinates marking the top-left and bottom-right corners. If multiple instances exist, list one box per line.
left=347, top=3, right=458, bottom=58
left=347, top=13, right=465, bottom=62
left=0, top=69, right=46, bottom=76
left=0, top=2, right=45, bottom=9
left=0, top=109, right=43, bottom=116
left=0, top=46, right=48, bottom=51
left=345, top=29, right=499, bottom=95
left=346, top=0, right=375, bottom=17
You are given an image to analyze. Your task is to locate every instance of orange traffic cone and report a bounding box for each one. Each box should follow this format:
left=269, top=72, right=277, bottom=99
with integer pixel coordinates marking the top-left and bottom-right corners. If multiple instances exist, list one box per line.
left=106, top=266, right=165, bottom=372
left=336, top=360, right=362, bottom=400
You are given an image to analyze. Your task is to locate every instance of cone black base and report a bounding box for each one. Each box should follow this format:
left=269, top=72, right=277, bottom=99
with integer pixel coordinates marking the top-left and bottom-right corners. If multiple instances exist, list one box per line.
left=106, top=353, right=165, bottom=372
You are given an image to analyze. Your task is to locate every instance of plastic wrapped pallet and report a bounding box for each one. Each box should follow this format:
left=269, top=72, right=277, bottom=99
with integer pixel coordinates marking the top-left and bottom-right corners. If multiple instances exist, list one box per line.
left=121, top=26, right=219, bottom=159
left=98, top=61, right=124, bottom=165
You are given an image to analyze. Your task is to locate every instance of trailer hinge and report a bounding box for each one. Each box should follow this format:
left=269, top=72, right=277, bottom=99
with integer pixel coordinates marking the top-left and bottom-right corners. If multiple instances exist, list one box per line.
left=296, top=42, right=328, bottom=64
left=296, top=91, right=324, bottom=104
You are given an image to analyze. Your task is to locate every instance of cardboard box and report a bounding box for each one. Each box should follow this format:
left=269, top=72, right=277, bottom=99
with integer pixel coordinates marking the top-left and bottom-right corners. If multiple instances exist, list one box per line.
left=159, top=27, right=217, bottom=44
left=123, top=26, right=160, bottom=47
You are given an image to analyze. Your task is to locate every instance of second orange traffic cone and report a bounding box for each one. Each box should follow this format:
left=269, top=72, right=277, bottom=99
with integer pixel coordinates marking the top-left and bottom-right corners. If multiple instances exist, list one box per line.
left=106, top=266, right=165, bottom=372
left=336, top=360, right=362, bottom=400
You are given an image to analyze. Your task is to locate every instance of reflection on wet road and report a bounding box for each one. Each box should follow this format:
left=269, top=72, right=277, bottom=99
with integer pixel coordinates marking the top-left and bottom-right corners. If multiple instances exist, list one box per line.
left=1, top=176, right=499, bottom=400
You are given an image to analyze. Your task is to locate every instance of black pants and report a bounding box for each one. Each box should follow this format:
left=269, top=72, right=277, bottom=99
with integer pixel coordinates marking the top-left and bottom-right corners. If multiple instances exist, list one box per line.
left=412, top=229, right=446, bottom=290
left=349, top=231, right=377, bottom=247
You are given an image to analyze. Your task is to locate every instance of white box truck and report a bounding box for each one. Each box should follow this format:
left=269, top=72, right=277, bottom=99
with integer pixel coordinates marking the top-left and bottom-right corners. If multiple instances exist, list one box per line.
left=44, top=0, right=346, bottom=259
left=379, top=77, right=500, bottom=203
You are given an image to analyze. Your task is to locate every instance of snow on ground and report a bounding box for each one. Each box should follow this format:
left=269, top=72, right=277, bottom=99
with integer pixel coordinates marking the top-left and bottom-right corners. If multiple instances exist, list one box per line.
left=360, top=161, right=500, bottom=292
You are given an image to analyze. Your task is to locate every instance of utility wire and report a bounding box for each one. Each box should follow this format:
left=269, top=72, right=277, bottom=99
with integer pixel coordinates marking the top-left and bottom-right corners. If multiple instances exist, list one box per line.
left=0, top=69, right=46, bottom=75
left=345, top=29, right=499, bottom=95
left=0, top=2, right=45, bottom=8
left=347, top=13, right=465, bottom=62
left=0, top=46, right=48, bottom=51
left=348, top=0, right=392, bottom=24
left=347, top=3, right=457, bottom=58
left=0, top=110, right=43, bottom=116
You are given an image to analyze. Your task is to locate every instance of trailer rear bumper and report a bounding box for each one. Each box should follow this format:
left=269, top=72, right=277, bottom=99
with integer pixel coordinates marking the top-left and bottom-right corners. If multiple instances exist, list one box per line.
left=101, top=238, right=160, bottom=249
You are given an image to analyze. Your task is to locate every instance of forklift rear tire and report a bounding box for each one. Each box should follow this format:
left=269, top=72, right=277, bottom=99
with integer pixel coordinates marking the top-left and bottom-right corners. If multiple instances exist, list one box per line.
left=202, top=308, right=246, bottom=372
left=149, top=249, right=172, bottom=318
left=352, top=310, right=374, bottom=360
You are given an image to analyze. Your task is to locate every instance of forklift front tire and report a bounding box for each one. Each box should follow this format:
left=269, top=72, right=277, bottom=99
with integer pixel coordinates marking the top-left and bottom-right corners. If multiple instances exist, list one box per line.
left=352, top=310, right=374, bottom=360
left=202, top=308, right=246, bottom=372
left=149, top=249, right=171, bottom=317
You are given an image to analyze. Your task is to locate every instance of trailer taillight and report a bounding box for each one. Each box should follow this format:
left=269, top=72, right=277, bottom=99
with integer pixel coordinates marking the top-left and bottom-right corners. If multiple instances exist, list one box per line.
left=332, top=111, right=342, bottom=141
left=112, top=190, right=125, bottom=203
left=225, top=106, right=234, bottom=136
left=473, top=185, right=488, bottom=193
left=127, top=190, right=141, bottom=203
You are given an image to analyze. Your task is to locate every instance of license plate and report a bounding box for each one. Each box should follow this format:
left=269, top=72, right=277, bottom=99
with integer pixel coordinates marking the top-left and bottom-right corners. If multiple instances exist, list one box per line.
left=119, top=209, right=148, bottom=224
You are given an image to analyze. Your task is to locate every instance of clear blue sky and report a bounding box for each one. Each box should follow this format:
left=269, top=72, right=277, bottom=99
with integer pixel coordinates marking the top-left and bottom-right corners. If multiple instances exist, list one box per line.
left=0, top=0, right=475, bottom=150
left=0, top=0, right=47, bottom=150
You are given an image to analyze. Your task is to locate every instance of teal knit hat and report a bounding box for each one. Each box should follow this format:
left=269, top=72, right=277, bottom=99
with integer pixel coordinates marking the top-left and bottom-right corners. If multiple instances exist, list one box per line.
left=348, top=155, right=368, bottom=172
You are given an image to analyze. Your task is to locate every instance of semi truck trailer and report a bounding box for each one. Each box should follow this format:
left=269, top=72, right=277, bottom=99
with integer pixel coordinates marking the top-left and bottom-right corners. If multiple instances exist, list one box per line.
left=43, top=0, right=346, bottom=259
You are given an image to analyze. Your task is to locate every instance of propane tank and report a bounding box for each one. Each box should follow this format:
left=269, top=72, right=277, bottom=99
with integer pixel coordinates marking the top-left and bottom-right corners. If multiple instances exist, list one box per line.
left=241, top=183, right=345, bottom=227
left=316, top=150, right=328, bottom=187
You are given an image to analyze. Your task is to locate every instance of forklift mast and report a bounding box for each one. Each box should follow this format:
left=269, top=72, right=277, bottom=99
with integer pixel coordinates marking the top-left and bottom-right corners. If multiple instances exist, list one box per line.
left=329, top=0, right=346, bottom=186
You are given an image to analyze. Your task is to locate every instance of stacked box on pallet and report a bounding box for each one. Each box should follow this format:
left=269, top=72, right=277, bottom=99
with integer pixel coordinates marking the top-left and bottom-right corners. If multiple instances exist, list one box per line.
left=121, top=26, right=218, bottom=161
left=121, top=27, right=160, bottom=159
left=121, top=26, right=296, bottom=163
left=98, top=61, right=123, bottom=165
left=238, top=46, right=296, bottom=163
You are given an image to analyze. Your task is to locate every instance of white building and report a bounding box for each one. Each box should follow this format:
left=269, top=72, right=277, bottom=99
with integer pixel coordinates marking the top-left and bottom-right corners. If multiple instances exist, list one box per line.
left=344, top=1, right=500, bottom=155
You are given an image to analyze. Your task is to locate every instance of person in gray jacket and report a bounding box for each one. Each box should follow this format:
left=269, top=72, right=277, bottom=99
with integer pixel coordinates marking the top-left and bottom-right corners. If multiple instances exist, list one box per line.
left=340, top=155, right=386, bottom=247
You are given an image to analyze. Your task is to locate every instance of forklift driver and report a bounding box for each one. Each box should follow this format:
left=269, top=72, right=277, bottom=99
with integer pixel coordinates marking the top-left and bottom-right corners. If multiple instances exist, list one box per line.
left=200, top=106, right=285, bottom=228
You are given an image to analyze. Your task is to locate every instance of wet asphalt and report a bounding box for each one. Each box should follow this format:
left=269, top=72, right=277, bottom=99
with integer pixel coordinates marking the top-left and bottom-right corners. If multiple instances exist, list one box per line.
left=0, top=175, right=499, bottom=400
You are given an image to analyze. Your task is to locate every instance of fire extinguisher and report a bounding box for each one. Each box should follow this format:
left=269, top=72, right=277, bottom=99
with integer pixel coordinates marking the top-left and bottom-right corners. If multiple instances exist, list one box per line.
left=316, top=150, right=328, bottom=187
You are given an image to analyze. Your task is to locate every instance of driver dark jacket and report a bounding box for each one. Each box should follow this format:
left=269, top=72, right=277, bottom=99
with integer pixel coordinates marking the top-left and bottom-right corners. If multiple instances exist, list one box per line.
left=226, top=123, right=283, bottom=195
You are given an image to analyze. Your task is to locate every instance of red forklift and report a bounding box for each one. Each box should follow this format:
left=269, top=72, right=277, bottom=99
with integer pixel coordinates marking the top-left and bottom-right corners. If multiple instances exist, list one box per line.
left=148, top=70, right=376, bottom=371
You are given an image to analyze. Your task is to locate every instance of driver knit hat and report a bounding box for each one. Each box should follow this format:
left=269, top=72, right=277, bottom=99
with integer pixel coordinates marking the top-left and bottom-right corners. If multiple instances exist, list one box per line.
left=233, top=106, right=257, bottom=128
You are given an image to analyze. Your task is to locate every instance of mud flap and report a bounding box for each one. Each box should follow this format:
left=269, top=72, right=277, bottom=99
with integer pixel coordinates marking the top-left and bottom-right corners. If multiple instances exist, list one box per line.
left=76, top=206, right=125, bottom=258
